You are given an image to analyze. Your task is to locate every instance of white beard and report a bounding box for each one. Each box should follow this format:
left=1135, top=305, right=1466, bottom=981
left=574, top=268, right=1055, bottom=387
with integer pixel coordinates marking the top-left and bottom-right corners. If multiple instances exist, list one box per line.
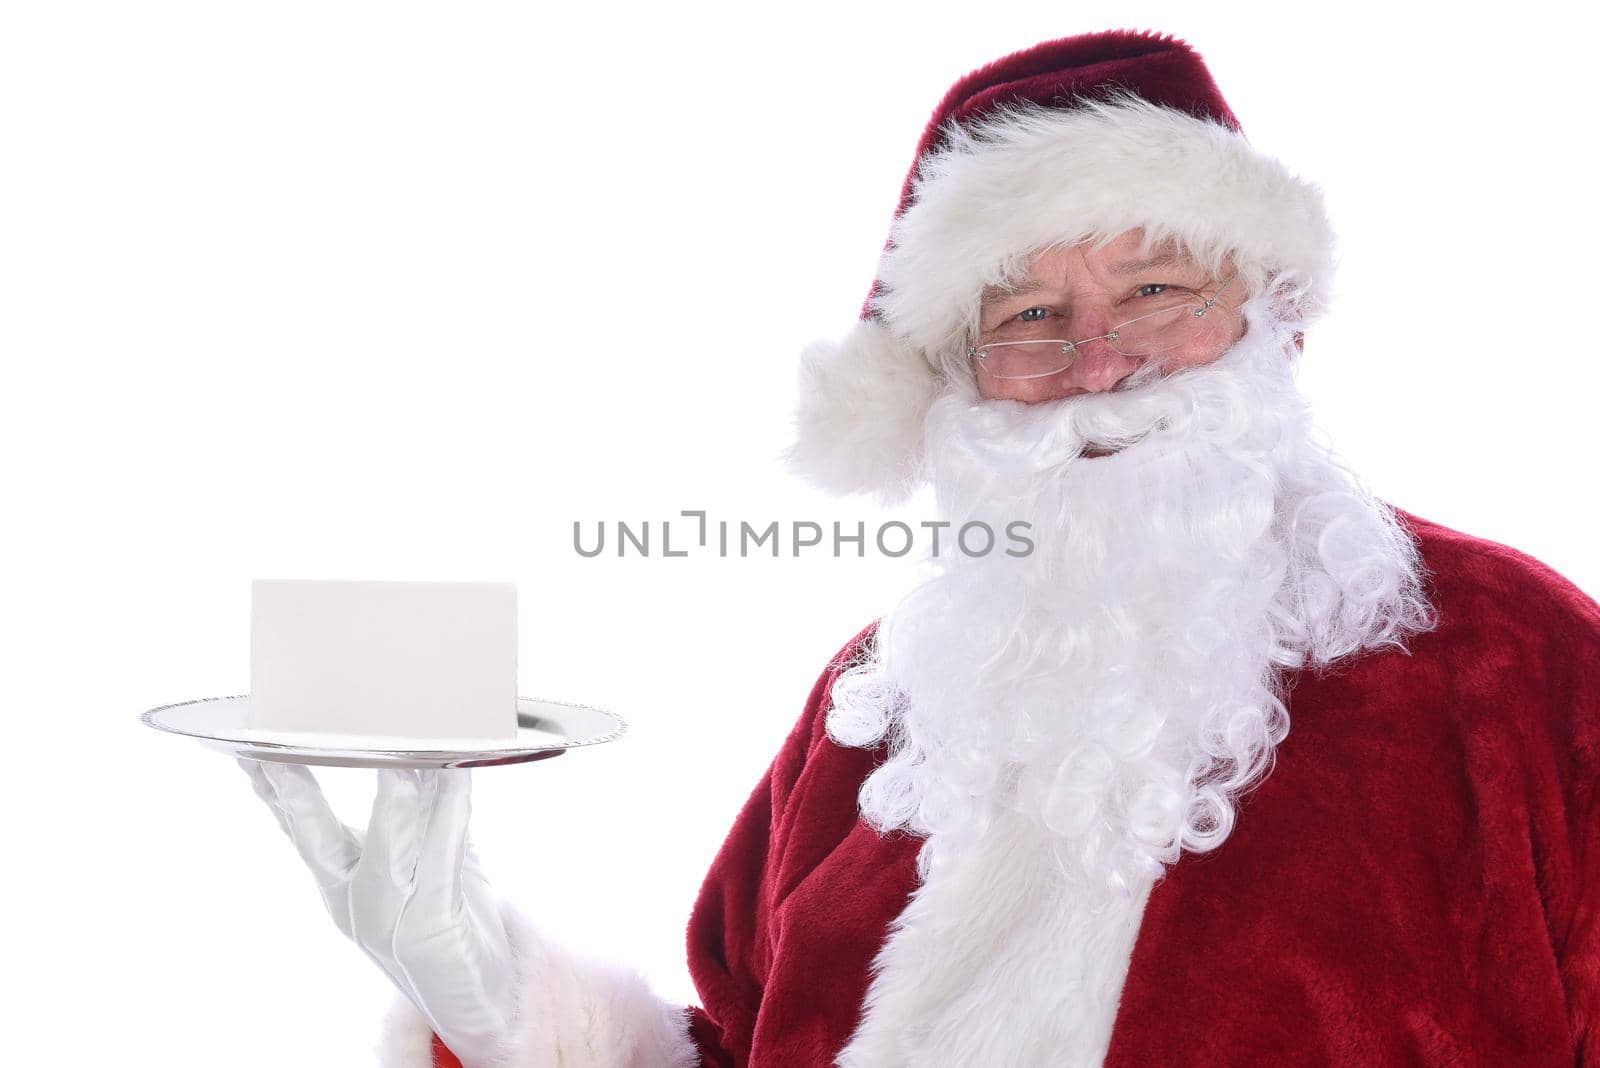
left=826, top=290, right=1436, bottom=1066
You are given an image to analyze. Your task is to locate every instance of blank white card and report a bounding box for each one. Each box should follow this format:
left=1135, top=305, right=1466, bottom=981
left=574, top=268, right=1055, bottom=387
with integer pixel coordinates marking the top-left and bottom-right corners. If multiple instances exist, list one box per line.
left=249, top=579, right=518, bottom=741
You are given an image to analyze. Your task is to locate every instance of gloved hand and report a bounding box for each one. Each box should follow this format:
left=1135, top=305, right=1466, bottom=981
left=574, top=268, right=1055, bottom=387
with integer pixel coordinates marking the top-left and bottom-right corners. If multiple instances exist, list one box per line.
left=237, top=759, right=517, bottom=1067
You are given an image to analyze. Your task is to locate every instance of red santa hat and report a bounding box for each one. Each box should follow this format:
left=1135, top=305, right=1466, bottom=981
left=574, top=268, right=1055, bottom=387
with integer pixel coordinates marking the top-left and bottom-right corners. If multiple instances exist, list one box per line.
left=782, top=29, right=1335, bottom=503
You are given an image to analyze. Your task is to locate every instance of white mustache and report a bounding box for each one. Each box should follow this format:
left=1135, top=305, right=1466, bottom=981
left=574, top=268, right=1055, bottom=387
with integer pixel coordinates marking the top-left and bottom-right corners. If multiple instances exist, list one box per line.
left=930, top=307, right=1294, bottom=482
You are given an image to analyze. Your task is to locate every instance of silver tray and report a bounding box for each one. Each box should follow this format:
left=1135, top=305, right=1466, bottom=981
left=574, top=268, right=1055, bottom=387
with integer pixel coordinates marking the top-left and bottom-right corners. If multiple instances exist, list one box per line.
left=141, top=695, right=627, bottom=769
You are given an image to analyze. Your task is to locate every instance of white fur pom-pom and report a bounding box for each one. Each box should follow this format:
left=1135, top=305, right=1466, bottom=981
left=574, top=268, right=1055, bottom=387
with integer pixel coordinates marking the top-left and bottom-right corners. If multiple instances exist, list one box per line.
left=780, top=318, right=942, bottom=505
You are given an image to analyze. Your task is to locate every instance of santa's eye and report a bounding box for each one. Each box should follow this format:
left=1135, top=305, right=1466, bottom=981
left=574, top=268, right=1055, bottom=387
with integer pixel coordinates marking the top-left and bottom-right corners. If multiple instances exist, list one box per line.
left=1135, top=283, right=1170, bottom=298
left=1017, top=306, right=1050, bottom=322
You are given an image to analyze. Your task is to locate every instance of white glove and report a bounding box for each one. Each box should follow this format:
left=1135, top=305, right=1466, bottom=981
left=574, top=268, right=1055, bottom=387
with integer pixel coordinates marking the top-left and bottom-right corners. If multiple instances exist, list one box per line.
left=238, top=759, right=517, bottom=1067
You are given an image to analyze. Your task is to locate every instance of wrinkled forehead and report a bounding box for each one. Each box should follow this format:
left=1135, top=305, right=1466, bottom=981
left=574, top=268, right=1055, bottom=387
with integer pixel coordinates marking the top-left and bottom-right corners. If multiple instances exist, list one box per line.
left=981, top=231, right=1226, bottom=303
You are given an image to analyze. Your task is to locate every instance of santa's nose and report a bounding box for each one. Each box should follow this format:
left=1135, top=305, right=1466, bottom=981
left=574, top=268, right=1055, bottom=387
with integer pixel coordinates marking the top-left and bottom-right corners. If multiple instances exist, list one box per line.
left=1068, top=338, right=1142, bottom=393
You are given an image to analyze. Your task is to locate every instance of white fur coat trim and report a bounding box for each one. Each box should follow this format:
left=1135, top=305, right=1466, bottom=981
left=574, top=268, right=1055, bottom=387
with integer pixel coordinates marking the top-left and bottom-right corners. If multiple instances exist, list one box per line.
left=376, top=900, right=699, bottom=1068
left=835, top=809, right=1157, bottom=1067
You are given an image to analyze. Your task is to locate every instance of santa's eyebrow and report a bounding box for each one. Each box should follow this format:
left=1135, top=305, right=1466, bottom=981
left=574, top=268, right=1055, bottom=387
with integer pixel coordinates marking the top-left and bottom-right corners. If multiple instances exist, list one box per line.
left=979, top=282, right=1046, bottom=306
left=1105, top=253, right=1189, bottom=274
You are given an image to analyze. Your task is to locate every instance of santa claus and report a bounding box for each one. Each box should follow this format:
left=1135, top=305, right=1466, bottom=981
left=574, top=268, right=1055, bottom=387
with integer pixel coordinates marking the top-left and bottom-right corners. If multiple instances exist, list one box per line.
left=239, top=29, right=1600, bottom=1067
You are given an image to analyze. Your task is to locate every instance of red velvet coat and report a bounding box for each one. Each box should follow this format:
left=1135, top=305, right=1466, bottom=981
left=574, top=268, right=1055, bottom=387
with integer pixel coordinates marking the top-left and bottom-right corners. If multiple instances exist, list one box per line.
left=432, top=506, right=1600, bottom=1066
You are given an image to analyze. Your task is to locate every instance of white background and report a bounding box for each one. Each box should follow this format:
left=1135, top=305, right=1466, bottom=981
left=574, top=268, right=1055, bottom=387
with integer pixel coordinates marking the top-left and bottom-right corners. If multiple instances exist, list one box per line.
left=3, top=2, right=1597, bottom=1064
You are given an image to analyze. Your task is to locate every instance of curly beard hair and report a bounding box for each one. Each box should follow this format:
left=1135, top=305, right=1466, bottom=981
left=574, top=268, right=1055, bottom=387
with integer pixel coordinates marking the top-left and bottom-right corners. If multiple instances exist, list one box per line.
left=825, top=285, right=1437, bottom=897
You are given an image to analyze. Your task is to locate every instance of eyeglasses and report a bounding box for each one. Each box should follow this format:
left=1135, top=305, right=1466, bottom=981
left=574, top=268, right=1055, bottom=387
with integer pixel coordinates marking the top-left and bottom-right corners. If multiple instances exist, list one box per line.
left=966, top=274, right=1240, bottom=381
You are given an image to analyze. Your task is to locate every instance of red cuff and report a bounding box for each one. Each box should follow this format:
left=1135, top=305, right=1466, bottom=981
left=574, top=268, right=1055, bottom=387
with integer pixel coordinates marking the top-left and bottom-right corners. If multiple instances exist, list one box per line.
left=430, top=1033, right=463, bottom=1068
